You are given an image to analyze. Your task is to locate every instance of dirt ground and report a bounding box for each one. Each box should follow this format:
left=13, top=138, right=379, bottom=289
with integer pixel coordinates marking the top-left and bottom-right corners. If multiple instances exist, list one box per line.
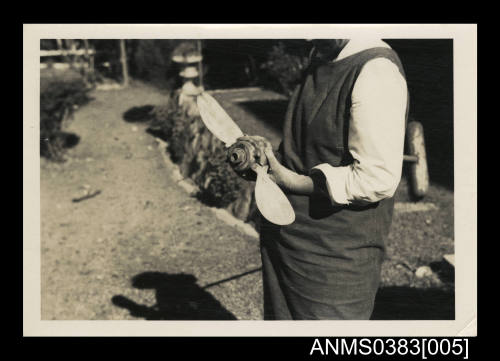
left=41, top=80, right=454, bottom=321
left=41, top=82, right=262, bottom=320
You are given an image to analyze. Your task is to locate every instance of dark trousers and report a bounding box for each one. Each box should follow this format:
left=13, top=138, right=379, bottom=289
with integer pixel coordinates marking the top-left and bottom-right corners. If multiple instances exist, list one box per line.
left=260, top=235, right=384, bottom=320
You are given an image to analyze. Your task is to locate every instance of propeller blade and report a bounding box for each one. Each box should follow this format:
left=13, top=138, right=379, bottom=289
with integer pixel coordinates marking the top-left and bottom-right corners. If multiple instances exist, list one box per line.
left=254, top=166, right=295, bottom=226
left=196, top=92, right=244, bottom=147
left=197, top=92, right=294, bottom=225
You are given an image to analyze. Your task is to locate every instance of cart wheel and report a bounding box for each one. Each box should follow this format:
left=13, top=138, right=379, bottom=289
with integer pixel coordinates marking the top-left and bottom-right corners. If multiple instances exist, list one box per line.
left=406, top=120, right=429, bottom=199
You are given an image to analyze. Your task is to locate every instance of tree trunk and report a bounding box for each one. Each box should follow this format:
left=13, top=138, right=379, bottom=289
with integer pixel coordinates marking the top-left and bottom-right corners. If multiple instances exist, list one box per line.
left=119, top=40, right=129, bottom=87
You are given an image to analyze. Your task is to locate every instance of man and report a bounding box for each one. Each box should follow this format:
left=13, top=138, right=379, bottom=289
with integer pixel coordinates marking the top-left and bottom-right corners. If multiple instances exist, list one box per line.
left=238, top=39, right=408, bottom=320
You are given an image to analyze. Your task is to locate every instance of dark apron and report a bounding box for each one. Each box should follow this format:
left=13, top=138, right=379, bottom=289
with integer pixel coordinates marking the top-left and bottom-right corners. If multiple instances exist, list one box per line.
left=260, top=47, right=408, bottom=320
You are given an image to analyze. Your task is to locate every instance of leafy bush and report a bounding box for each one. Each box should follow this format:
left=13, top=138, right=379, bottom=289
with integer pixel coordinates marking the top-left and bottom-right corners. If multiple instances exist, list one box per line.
left=168, top=113, right=192, bottom=164
left=196, top=145, right=246, bottom=208
left=40, top=79, right=92, bottom=160
left=260, top=42, right=310, bottom=96
left=151, top=95, right=246, bottom=208
left=150, top=93, right=195, bottom=163
left=150, top=93, right=184, bottom=144
left=130, top=40, right=198, bottom=90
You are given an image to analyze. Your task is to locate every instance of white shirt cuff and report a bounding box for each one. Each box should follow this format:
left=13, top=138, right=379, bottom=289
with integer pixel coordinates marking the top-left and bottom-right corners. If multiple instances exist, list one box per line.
left=311, top=164, right=351, bottom=206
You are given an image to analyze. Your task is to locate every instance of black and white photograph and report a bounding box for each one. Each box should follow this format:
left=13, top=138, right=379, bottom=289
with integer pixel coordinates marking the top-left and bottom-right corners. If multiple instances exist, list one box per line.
left=23, top=24, right=477, bottom=336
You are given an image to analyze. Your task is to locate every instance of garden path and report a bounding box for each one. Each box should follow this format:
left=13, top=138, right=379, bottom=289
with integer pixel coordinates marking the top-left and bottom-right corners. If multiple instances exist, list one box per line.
left=41, top=82, right=263, bottom=320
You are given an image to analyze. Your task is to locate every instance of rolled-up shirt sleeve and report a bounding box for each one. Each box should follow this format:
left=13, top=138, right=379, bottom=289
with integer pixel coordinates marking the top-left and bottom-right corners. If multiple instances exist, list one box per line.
left=311, top=57, right=408, bottom=206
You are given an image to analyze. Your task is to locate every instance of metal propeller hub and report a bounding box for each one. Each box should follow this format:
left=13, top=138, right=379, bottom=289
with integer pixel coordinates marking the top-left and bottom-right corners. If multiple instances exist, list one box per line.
left=227, top=140, right=259, bottom=172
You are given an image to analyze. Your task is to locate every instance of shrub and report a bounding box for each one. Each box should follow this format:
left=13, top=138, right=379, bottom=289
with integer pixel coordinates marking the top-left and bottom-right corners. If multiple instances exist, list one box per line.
left=150, top=93, right=185, bottom=144
left=130, top=40, right=198, bottom=90
left=150, top=95, right=176, bottom=134
left=196, top=145, right=246, bottom=208
left=260, top=41, right=310, bottom=96
left=168, top=112, right=191, bottom=163
left=40, top=79, right=92, bottom=160
left=151, top=95, right=247, bottom=209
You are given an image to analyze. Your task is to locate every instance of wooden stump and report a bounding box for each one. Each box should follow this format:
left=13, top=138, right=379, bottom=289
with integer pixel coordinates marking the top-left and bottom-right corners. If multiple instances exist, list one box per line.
left=406, top=120, right=429, bottom=199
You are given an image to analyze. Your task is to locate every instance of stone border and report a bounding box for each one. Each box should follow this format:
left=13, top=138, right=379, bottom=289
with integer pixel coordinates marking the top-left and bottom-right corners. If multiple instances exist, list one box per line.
left=154, top=137, right=259, bottom=240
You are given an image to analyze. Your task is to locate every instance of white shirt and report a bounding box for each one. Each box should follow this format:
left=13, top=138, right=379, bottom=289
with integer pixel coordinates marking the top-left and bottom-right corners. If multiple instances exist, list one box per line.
left=311, top=39, right=408, bottom=206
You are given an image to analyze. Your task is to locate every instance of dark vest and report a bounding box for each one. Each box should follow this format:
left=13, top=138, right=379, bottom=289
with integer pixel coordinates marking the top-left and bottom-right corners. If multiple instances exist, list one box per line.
left=273, top=47, right=409, bottom=261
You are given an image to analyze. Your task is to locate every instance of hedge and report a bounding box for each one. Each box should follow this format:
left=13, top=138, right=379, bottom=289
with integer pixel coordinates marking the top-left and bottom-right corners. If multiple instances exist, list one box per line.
left=150, top=92, right=258, bottom=223
left=40, top=78, right=93, bottom=160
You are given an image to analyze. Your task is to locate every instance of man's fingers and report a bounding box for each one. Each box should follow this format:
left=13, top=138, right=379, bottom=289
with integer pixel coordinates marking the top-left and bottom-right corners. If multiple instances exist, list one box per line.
left=237, top=135, right=253, bottom=142
left=263, top=146, right=280, bottom=169
left=237, top=135, right=274, bottom=167
left=237, top=135, right=270, bottom=147
left=237, top=135, right=266, bottom=142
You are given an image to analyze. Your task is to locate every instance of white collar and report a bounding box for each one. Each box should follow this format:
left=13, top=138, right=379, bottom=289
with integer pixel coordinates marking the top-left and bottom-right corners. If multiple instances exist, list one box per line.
left=333, top=39, right=390, bottom=62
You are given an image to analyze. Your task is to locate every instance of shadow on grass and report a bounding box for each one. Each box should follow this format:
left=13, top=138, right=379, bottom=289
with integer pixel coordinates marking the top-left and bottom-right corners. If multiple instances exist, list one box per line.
left=111, top=271, right=237, bottom=320
left=371, top=286, right=454, bottom=320
left=430, top=259, right=455, bottom=285
left=123, top=105, right=155, bottom=123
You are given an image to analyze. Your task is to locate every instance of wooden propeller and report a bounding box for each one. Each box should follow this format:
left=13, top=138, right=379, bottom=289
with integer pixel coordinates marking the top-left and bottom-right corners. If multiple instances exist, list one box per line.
left=196, top=92, right=295, bottom=225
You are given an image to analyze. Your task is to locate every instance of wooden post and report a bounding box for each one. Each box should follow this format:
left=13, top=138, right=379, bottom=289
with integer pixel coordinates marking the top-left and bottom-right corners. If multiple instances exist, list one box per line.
left=65, top=39, right=76, bottom=68
left=119, top=39, right=129, bottom=87
left=406, top=121, right=429, bottom=199
left=83, top=40, right=89, bottom=59
left=88, top=42, right=95, bottom=78
left=197, top=40, right=203, bottom=89
left=83, top=39, right=92, bottom=83
left=57, top=39, right=70, bottom=66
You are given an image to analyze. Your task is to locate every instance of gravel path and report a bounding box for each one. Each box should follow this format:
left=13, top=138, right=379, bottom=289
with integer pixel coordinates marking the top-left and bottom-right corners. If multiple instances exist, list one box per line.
left=41, top=83, right=263, bottom=320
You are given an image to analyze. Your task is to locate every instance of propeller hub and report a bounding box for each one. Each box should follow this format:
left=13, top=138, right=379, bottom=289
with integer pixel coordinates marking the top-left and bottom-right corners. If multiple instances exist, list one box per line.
left=227, top=140, right=258, bottom=172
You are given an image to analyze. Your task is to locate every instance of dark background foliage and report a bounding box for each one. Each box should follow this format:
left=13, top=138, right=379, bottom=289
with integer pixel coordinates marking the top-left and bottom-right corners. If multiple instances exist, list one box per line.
left=40, top=39, right=454, bottom=189
left=385, top=39, right=454, bottom=190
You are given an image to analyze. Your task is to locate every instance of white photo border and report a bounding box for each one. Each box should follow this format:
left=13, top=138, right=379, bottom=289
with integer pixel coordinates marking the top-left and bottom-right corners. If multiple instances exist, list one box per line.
left=23, top=23, right=477, bottom=337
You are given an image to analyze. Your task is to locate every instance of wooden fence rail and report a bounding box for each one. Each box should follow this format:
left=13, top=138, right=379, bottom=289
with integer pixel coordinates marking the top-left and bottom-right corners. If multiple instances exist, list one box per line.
left=40, top=49, right=96, bottom=57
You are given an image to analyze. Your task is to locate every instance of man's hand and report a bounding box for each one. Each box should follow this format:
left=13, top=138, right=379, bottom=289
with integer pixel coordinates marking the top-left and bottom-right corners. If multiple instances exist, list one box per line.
left=261, top=143, right=294, bottom=189
left=229, top=135, right=314, bottom=195
left=229, top=135, right=273, bottom=182
left=236, top=135, right=270, bottom=167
